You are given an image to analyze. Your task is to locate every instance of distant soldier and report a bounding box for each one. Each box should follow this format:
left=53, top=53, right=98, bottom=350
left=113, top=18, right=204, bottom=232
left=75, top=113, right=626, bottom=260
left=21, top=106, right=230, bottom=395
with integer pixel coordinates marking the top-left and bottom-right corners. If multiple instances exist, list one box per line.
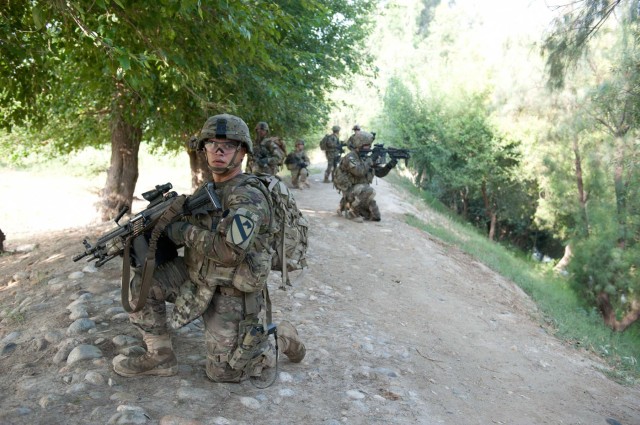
left=346, top=124, right=361, bottom=151
left=285, top=139, right=311, bottom=189
left=246, top=121, right=286, bottom=175
left=319, top=125, right=341, bottom=183
left=332, top=131, right=397, bottom=222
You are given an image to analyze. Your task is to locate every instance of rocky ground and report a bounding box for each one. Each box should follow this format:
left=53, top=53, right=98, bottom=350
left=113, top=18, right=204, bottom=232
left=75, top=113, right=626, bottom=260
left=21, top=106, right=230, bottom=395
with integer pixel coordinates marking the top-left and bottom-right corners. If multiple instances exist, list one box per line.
left=1, top=164, right=640, bottom=425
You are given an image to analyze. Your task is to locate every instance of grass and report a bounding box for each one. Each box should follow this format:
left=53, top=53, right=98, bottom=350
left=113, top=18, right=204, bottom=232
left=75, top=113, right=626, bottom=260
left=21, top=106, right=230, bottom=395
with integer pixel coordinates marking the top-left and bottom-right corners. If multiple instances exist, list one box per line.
left=4, top=310, right=26, bottom=325
left=390, top=173, right=640, bottom=383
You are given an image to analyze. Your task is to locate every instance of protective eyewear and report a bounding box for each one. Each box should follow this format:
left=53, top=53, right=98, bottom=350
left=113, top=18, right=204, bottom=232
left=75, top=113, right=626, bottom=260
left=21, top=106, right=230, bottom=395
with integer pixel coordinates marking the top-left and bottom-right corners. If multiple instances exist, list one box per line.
left=203, top=140, right=241, bottom=153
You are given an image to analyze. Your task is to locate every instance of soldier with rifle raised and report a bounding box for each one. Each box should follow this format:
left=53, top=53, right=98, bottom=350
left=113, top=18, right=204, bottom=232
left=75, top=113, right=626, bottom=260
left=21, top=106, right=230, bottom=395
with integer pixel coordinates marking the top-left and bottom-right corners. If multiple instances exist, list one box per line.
left=319, top=125, right=341, bottom=183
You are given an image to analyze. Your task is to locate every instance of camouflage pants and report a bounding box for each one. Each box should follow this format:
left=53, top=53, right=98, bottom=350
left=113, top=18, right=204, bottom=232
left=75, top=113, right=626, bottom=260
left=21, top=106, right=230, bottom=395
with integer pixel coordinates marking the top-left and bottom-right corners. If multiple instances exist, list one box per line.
left=345, top=183, right=381, bottom=220
left=128, top=258, right=275, bottom=382
left=291, top=167, right=309, bottom=188
left=324, top=150, right=337, bottom=181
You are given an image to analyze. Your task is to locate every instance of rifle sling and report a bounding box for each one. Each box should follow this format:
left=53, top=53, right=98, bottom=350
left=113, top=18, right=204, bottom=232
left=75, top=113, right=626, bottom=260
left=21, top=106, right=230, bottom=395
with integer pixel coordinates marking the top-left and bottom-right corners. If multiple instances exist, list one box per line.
left=120, top=199, right=184, bottom=313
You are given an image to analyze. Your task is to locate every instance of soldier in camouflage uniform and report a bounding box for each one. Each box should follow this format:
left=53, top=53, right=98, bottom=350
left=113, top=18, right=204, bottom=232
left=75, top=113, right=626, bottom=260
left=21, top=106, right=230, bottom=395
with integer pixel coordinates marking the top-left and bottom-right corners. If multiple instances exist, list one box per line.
left=285, top=139, right=311, bottom=189
left=346, top=124, right=361, bottom=151
left=113, top=114, right=305, bottom=382
left=245, top=121, right=285, bottom=175
left=320, top=125, right=341, bottom=183
left=335, top=130, right=397, bottom=223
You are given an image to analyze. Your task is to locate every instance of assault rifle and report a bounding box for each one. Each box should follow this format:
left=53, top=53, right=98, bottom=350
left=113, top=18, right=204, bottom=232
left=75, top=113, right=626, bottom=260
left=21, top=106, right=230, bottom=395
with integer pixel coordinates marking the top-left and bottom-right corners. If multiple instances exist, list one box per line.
left=284, top=154, right=308, bottom=170
left=359, top=142, right=412, bottom=166
left=73, top=182, right=221, bottom=268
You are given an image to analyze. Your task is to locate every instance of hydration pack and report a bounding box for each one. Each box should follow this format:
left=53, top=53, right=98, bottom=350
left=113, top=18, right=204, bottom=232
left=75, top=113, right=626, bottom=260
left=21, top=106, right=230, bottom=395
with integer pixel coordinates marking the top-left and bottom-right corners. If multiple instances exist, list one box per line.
left=243, top=174, right=309, bottom=288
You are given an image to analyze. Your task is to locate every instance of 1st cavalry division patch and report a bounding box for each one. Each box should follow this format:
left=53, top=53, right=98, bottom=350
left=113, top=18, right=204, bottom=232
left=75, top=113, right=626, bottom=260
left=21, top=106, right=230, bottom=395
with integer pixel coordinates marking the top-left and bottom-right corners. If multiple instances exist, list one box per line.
left=227, top=208, right=257, bottom=249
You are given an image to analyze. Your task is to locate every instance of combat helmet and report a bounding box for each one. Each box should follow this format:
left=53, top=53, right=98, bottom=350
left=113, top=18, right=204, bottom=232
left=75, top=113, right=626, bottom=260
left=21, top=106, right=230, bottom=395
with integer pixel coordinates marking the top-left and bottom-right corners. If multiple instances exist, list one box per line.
left=198, top=114, right=253, bottom=154
left=352, top=124, right=361, bottom=131
left=332, top=125, right=341, bottom=132
left=255, top=121, right=269, bottom=132
left=351, top=130, right=374, bottom=150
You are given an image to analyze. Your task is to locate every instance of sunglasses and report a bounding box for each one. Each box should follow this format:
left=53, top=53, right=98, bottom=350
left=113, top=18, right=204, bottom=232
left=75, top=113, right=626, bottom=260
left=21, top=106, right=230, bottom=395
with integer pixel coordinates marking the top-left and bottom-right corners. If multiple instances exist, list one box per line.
left=203, top=140, right=241, bottom=153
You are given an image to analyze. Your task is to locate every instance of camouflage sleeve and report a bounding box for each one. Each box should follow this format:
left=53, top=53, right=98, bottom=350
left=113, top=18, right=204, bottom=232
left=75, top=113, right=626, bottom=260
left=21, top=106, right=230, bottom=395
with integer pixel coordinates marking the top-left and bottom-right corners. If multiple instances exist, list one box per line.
left=374, top=163, right=392, bottom=178
left=303, top=152, right=311, bottom=164
left=181, top=184, right=269, bottom=266
left=268, top=140, right=285, bottom=166
left=344, top=152, right=370, bottom=178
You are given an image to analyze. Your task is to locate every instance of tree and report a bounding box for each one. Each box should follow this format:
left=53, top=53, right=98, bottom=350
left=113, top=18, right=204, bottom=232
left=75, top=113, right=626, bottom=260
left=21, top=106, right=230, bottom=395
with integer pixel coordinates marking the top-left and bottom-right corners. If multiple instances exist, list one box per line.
left=540, top=2, right=640, bottom=330
left=381, top=77, right=533, bottom=242
left=543, top=0, right=629, bottom=89
left=0, top=0, right=375, bottom=219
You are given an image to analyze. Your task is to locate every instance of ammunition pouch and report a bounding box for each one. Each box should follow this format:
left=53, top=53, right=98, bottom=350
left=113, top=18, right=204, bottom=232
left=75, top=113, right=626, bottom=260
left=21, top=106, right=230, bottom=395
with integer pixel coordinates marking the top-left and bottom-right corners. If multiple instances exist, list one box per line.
left=227, top=319, right=270, bottom=371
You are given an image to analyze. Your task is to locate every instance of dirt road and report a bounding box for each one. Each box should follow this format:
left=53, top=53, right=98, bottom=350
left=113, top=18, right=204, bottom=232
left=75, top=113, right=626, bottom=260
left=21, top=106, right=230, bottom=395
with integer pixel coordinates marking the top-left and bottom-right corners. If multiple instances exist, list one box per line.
left=0, top=164, right=639, bottom=425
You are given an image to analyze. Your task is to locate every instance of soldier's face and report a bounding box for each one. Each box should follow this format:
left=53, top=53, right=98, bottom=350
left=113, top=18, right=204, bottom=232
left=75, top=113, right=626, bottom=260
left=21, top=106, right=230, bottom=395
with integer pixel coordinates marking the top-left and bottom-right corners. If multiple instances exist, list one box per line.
left=205, top=137, right=246, bottom=174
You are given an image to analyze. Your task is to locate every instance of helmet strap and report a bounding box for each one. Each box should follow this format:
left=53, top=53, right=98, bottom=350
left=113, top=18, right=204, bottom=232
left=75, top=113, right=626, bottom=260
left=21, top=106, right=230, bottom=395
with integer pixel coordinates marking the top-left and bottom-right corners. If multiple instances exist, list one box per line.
left=205, top=146, right=243, bottom=174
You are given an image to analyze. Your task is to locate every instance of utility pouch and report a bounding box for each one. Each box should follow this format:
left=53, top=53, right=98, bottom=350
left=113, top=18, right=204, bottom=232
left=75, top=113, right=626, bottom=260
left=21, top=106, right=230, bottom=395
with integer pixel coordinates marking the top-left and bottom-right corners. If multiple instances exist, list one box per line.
left=228, top=321, right=269, bottom=371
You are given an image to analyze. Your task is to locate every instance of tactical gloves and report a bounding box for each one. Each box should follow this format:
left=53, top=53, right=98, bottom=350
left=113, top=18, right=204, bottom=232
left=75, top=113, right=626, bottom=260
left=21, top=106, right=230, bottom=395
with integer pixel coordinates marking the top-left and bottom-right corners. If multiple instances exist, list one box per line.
left=165, top=222, right=190, bottom=245
left=387, top=158, right=398, bottom=169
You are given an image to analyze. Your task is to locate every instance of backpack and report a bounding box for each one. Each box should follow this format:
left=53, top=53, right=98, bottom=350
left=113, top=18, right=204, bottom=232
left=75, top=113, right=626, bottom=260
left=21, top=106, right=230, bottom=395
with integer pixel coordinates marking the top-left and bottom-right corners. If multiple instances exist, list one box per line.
left=244, top=174, right=309, bottom=288
left=266, top=137, right=287, bottom=166
left=319, top=134, right=329, bottom=151
left=332, top=158, right=352, bottom=193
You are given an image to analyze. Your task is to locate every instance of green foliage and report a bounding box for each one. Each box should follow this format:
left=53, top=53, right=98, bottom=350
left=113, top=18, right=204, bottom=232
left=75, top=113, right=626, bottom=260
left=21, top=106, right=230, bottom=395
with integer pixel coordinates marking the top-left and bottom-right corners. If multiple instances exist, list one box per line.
left=567, top=137, right=640, bottom=320
left=380, top=77, right=538, bottom=247
left=542, top=0, right=632, bottom=89
left=5, top=310, right=26, bottom=325
left=0, top=0, right=376, bottom=157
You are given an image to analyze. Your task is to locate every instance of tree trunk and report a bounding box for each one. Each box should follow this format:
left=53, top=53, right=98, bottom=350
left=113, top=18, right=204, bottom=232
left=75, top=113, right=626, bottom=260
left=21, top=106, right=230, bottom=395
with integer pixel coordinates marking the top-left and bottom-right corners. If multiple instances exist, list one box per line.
left=554, top=243, right=572, bottom=272
left=0, top=228, right=5, bottom=253
left=481, top=180, right=497, bottom=241
left=597, top=292, right=640, bottom=332
left=100, top=108, right=142, bottom=221
left=612, top=136, right=627, bottom=246
left=188, top=149, right=211, bottom=191
left=572, top=138, right=588, bottom=237
left=460, top=187, right=469, bottom=218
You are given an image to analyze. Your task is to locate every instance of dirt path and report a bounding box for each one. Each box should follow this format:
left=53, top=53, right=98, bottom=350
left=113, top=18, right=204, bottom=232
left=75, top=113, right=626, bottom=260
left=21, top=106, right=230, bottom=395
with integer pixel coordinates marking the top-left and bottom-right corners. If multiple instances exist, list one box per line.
left=1, top=163, right=639, bottom=425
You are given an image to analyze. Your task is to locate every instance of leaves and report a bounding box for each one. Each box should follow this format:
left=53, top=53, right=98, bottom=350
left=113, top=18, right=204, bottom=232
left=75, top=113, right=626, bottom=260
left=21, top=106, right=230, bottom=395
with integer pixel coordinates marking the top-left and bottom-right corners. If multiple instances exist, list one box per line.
left=0, top=0, right=376, bottom=150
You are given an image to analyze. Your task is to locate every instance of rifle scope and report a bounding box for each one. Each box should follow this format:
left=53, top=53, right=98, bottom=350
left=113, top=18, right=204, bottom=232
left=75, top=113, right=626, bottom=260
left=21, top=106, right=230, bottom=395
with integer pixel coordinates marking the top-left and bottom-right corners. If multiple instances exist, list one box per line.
left=142, top=183, right=173, bottom=202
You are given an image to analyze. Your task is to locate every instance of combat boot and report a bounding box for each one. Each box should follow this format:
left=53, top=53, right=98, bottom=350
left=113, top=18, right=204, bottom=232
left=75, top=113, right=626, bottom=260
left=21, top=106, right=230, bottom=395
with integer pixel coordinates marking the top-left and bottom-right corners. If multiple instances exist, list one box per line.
left=113, top=332, right=178, bottom=377
left=277, top=321, right=306, bottom=363
left=346, top=210, right=364, bottom=223
left=369, top=201, right=381, bottom=222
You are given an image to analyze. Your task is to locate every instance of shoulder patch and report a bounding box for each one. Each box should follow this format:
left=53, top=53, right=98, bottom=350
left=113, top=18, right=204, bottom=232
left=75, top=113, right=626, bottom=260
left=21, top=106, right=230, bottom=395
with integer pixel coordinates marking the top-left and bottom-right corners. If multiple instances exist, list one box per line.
left=226, top=208, right=259, bottom=250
